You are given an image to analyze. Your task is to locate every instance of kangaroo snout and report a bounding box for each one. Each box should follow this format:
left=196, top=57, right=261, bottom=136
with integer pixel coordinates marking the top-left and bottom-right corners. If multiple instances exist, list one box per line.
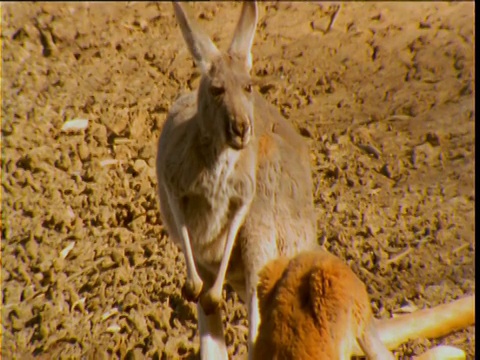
left=228, top=116, right=252, bottom=149
left=231, top=118, right=250, bottom=139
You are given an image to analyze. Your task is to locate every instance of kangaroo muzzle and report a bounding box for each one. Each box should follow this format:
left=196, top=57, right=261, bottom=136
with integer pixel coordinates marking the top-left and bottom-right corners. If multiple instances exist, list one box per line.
left=228, top=117, right=251, bottom=149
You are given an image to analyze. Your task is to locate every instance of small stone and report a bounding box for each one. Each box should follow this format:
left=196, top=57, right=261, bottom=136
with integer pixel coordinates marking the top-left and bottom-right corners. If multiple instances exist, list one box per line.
left=133, top=159, right=148, bottom=174
left=60, top=241, right=75, bottom=259
left=106, top=324, right=121, bottom=333
left=334, top=202, right=347, bottom=213
left=61, top=118, right=89, bottom=132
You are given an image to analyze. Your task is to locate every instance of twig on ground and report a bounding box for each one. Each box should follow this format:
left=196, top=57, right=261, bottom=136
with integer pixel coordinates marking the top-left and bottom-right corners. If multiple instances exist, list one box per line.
left=452, top=242, right=470, bottom=255
left=386, top=247, right=412, bottom=265
left=357, top=143, right=382, bottom=159
left=325, top=5, right=341, bottom=34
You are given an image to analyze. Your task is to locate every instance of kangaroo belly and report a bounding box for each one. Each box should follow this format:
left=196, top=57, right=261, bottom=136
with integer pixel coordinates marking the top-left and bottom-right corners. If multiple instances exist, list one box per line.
left=180, top=193, right=235, bottom=265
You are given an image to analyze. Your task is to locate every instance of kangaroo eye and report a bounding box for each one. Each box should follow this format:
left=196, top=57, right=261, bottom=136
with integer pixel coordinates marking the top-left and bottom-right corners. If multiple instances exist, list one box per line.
left=210, top=85, right=225, bottom=97
left=244, top=84, right=253, bottom=93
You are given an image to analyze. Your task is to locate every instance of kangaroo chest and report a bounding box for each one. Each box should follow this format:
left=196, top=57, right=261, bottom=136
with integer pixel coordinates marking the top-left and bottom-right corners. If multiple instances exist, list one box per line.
left=173, top=146, right=255, bottom=264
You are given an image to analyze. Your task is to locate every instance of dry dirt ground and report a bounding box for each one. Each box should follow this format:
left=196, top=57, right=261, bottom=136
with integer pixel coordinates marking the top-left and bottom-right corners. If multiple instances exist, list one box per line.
left=1, top=2, right=475, bottom=359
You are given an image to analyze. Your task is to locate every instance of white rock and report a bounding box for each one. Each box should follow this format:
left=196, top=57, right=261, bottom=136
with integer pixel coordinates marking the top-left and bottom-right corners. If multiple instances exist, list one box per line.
left=61, top=118, right=89, bottom=132
left=60, top=241, right=75, bottom=259
left=415, top=345, right=465, bottom=360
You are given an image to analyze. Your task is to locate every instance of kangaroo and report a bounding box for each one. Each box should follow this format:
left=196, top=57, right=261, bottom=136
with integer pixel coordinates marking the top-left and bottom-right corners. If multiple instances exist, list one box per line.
left=156, top=2, right=317, bottom=359
left=254, top=249, right=474, bottom=360
left=254, top=250, right=394, bottom=360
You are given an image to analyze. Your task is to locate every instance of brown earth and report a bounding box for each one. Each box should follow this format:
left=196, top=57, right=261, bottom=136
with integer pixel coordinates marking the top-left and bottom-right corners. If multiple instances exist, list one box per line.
left=1, top=2, right=475, bottom=359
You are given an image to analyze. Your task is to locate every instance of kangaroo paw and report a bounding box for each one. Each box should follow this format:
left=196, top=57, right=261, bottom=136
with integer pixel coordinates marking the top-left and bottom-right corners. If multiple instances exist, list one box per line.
left=182, top=278, right=203, bottom=302
left=199, top=288, right=223, bottom=315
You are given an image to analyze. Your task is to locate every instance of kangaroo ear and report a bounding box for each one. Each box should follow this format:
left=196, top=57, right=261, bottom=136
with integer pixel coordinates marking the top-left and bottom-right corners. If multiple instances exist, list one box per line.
left=257, top=257, right=289, bottom=306
left=228, top=2, right=258, bottom=72
left=173, top=2, right=221, bottom=73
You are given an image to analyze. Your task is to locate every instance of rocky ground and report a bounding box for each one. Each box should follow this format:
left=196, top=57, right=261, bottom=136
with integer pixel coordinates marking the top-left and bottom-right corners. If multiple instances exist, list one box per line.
left=1, top=2, right=475, bottom=359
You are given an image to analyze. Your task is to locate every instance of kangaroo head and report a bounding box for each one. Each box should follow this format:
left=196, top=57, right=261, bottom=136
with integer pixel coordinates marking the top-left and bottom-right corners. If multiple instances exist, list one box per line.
left=173, top=2, right=258, bottom=150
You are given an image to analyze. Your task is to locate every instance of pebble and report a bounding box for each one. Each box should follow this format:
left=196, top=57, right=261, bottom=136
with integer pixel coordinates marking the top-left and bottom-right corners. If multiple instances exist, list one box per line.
left=133, top=159, right=148, bottom=174
left=334, top=202, right=347, bottom=213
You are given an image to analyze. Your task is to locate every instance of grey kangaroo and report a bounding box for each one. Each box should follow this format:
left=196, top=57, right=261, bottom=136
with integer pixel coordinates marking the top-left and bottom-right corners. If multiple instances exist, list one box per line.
left=156, top=2, right=317, bottom=358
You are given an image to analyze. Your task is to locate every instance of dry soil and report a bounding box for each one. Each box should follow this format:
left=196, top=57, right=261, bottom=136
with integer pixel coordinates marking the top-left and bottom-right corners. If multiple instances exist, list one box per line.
left=1, top=2, right=475, bottom=359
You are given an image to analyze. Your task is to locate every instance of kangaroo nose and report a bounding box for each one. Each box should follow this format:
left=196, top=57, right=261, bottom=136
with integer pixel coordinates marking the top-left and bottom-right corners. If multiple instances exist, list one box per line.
left=232, top=120, right=250, bottom=138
